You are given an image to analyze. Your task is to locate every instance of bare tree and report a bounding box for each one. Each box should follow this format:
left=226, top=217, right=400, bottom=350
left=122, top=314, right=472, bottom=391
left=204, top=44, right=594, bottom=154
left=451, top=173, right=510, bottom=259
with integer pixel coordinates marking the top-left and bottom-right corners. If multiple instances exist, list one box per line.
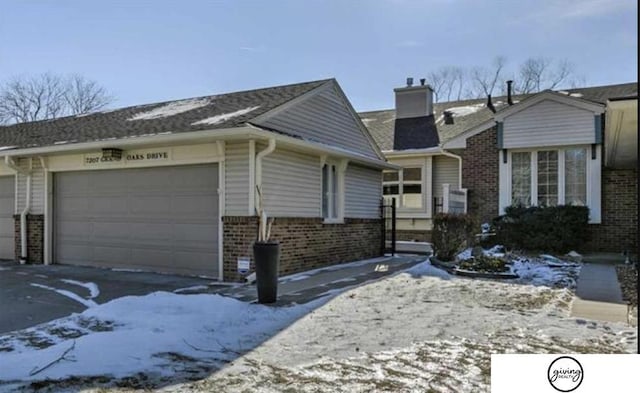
left=64, top=74, right=113, bottom=115
left=0, top=73, right=113, bottom=124
left=427, top=66, right=466, bottom=102
left=516, top=57, right=576, bottom=94
left=469, top=56, right=507, bottom=98
left=423, top=55, right=583, bottom=101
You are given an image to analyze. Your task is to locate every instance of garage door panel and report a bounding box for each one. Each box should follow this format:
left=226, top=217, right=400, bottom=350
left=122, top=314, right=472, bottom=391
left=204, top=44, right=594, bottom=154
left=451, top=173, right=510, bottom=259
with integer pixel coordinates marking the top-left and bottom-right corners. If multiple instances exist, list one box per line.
left=0, top=218, right=13, bottom=235
left=57, top=243, right=93, bottom=262
left=128, top=196, right=173, bottom=216
left=174, top=223, right=218, bottom=243
left=0, top=198, right=13, bottom=212
left=56, top=220, right=91, bottom=240
left=170, top=166, right=218, bottom=188
left=89, top=197, right=129, bottom=216
left=57, top=197, right=90, bottom=216
left=171, top=195, right=218, bottom=216
left=92, top=246, right=131, bottom=264
left=55, top=164, right=219, bottom=277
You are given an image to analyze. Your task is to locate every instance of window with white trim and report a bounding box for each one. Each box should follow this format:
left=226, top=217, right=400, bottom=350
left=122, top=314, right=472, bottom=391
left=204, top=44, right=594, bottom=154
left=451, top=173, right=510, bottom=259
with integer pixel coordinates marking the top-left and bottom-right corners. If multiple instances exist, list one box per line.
left=537, top=150, right=558, bottom=206
left=382, top=167, right=423, bottom=208
left=322, top=163, right=343, bottom=220
left=510, top=147, right=588, bottom=207
left=401, top=167, right=422, bottom=208
left=564, top=148, right=587, bottom=206
left=511, top=152, right=531, bottom=206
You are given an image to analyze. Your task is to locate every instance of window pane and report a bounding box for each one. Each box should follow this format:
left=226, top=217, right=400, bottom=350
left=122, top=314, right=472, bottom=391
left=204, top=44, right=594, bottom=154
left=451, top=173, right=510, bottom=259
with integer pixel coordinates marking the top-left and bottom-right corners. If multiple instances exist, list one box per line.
left=402, top=184, right=422, bottom=208
left=511, top=152, right=531, bottom=206
left=383, top=185, right=399, bottom=195
left=383, top=171, right=399, bottom=182
left=565, top=148, right=587, bottom=206
left=322, top=164, right=329, bottom=218
left=403, top=167, right=422, bottom=181
left=537, top=150, right=558, bottom=206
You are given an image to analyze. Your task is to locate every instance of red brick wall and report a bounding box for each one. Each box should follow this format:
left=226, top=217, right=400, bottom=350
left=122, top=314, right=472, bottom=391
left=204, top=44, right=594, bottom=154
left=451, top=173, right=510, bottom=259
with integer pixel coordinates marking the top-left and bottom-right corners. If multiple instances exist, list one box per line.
left=223, top=216, right=382, bottom=282
left=14, top=214, right=44, bottom=263
left=459, top=126, right=499, bottom=224
left=586, top=168, right=638, bottom=253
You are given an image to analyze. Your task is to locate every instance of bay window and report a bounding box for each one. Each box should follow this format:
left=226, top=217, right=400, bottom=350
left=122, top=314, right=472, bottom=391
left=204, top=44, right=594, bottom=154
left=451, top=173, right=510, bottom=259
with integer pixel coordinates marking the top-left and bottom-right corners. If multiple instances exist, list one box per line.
left=510, top=147, right=589, bottom=207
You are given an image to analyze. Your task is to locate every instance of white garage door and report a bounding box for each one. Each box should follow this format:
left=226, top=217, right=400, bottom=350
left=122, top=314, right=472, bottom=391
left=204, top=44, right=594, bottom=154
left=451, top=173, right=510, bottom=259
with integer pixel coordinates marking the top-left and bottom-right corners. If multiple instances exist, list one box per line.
left=0, top=176, right=15, bottom=260
left=54, top=164, right=219, bottom=277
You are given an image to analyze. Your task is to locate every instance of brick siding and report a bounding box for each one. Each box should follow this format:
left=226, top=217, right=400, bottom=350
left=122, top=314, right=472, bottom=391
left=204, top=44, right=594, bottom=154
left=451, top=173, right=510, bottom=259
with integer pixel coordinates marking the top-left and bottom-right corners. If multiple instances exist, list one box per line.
left=14, top=214, right=44, bottom=263
left=223, top=216, right=382, bottom=282
left=586, top=168, right=638, bottom=253
left=459, top=126, right=499, bottom=224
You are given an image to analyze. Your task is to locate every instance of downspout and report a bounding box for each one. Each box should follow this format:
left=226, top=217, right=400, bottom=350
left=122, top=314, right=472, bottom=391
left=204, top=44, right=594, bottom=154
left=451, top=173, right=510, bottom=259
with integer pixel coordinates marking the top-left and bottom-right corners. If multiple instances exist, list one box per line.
left=4, top=156, right=31, bottom=264
left=39, top=157, right=50, bottom=265
left=254, top=138, right=276, bottom=213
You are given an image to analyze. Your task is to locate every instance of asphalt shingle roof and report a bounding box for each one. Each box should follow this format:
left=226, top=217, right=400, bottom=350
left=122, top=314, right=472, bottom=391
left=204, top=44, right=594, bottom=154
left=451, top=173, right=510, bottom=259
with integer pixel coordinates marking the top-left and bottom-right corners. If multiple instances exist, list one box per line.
left=0, top=79, right=331, bottom=150
left=359, top=82, right=637, bottom=151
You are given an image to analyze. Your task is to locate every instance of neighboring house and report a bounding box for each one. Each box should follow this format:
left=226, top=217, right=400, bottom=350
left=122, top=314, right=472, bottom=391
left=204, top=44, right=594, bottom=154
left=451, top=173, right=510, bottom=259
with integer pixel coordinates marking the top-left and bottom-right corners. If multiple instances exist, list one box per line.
left=0, top=79, right=393, bottom=281
left=360, top=80, right=637, bottom=254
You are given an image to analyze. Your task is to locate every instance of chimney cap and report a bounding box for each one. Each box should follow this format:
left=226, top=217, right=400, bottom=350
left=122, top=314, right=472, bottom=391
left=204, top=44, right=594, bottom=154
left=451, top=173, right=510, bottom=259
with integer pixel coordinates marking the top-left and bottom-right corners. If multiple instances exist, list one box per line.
left=406, top=77, right=414, bottom=87
left=420, top=78, right=426, bottom=86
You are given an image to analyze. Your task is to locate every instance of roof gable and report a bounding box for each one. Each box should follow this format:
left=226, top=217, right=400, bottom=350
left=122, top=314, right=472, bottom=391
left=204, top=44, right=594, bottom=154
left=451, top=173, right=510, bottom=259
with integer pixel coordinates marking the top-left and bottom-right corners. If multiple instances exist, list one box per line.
left=495, top=91, right=604, bottom=122
left=253, top=80, right=383, bottom=159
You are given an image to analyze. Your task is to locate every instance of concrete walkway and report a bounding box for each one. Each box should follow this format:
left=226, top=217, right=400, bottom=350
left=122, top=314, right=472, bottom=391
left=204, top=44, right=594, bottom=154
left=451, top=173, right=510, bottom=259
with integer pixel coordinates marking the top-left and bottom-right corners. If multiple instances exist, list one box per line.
left=570, top=263, right=629, bottom=324
left=218, top=255, right=427, bottom=305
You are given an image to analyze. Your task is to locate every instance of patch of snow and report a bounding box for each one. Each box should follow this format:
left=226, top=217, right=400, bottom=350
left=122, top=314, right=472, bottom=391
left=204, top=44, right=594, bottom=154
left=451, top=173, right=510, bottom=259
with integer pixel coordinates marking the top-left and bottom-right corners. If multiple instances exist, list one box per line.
left=0, top=146, right=17, bottom=151
left=558, top=90, right=570, bottom=95
left=173, top=285, right=209, bottom=294
left=30, top=283, right=98, bottom=308
left=405, top=260, right=452, bottom=280
left=128, top=98, right=212, bottom=121
left=191, top=106, right=260, bottom=126
left=444, top=103, right=485, bottom=117
left=60, top=279, right=100, bottom=299
left=2, top=256, right=634, bottom=391
left=570, top=92, right=583, bottom=98
left=0, top=292, right=327, bottom=383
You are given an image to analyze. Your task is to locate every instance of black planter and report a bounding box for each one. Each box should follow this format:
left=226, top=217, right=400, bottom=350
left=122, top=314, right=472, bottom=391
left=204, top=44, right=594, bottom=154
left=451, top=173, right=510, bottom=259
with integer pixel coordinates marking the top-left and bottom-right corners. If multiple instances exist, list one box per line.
left=253, top=241, right=280, bottom=304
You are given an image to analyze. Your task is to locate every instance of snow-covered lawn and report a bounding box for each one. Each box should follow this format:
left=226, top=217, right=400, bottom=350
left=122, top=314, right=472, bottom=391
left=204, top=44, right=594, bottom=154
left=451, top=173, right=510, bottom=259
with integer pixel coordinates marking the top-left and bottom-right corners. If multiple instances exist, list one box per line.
left=0, top=259, right=636, bottom=392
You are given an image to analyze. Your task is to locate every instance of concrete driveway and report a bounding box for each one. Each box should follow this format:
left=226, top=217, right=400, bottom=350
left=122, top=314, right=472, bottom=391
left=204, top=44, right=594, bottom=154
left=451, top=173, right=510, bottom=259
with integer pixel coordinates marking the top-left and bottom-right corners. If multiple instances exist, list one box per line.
left=0, top=260, right=221, bottom=334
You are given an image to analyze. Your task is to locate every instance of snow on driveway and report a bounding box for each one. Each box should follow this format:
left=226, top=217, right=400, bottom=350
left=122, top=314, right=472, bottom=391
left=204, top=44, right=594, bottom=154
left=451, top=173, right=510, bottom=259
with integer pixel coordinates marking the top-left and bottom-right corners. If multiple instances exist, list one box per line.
left=171, top=261, right=636, bottom=393
left=0, top=259, right=636, bottom=392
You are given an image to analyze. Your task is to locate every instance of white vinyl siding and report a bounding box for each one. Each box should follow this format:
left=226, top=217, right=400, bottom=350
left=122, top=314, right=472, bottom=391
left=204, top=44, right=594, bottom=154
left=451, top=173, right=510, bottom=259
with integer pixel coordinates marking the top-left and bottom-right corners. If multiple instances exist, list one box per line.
left=256, top=85, right=379, bottom=159
left=432, top=156, right=459, bottom=198
left=261, top=148, right=321, bottom=217
left=503, top=100, right=595, bottom=148
left=224, top=142, right=250, bottom=216
left=345, top=164, right=381, bottom=219
left=16, top=157, right=45, bottom=215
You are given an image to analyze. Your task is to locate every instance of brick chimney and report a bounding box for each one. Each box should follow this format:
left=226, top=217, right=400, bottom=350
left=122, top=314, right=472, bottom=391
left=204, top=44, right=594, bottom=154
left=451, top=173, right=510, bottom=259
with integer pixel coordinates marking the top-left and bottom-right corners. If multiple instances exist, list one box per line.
left=394, top=77, right=434, bottom=119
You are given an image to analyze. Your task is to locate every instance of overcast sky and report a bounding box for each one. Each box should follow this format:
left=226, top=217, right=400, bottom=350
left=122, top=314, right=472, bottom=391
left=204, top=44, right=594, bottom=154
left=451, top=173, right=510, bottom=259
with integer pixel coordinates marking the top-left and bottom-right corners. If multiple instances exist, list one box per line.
left=1, top=0, right=636, bottom=111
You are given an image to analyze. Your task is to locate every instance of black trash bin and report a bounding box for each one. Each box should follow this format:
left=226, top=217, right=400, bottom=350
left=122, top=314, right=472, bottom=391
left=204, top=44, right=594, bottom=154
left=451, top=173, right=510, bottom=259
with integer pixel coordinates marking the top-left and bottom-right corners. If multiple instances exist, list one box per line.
left=253, top=241, right=280, bottom=303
